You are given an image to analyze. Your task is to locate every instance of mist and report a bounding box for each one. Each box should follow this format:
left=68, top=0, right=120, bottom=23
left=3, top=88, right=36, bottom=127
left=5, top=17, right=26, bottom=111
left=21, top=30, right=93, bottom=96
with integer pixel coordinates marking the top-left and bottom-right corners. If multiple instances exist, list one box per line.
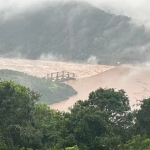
left=0, top=0, right=150, bottom=26
left=87, top=55, right=99, bottom=65
left=0, top=0, right=150, bottom=64
left=39, top=53, right=65, bottom=62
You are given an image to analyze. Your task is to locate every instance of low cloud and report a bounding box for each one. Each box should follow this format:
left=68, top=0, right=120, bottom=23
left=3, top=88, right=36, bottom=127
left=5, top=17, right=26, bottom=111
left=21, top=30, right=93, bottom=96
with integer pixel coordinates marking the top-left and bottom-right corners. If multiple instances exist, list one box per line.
left=1, top=0, right=150, bottom=25
left=39, top=53, right=64, bottom=62
left=87, top=55, right=99, bottom=64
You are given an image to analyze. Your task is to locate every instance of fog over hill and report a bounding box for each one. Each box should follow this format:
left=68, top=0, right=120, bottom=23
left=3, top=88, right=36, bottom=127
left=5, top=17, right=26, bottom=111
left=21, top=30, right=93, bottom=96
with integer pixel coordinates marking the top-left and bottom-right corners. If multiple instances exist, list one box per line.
left=0, top=1, right=150, bottom=64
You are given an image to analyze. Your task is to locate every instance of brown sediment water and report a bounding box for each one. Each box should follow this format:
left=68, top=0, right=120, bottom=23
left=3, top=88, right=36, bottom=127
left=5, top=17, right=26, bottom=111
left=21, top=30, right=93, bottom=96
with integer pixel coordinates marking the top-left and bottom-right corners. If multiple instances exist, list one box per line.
left=50, top=65, right=150, bottom=111
left=0, top=57, right=113, bottom=109
left=0, top=58, right=113, bottom=78
left=1, top=57, right=149, bottom=111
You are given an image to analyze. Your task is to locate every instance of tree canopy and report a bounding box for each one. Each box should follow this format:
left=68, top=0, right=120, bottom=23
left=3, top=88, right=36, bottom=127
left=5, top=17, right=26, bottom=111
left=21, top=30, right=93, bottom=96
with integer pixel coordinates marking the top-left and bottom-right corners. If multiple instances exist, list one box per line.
left=0, top=80, right=150, bottom=150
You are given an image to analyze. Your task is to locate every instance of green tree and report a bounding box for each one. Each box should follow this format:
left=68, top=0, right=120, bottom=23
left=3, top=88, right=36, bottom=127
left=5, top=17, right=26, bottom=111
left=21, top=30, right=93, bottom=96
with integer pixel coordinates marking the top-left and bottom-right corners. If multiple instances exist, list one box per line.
left=136, top=98, right=150, bottom=137
left=34, top=104, right=64, bottom=149
left=65, top=145, right=79, bottom=150
left=118, top=135, right=150, bottom=150
left=0, top=80, right=40, bottom=149
left=0, top=131, right=8, bottom=150
left=62, top=88, right=132, bottom=150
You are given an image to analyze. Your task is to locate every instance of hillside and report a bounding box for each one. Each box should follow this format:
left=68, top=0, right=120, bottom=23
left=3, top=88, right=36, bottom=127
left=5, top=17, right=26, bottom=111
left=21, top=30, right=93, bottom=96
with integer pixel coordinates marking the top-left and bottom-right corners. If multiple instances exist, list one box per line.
left=0, top=69, right=77, bottom=105
left=0, top=1, right=150, bottom=64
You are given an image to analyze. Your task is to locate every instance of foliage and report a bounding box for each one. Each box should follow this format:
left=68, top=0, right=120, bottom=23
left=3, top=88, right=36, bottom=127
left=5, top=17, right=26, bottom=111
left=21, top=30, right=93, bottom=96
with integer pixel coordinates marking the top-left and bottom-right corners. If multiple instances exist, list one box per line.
left=0, top=132, right=8, bottom=150
left=0, top=80, right=40, bottom=150
left=0, top=69, right=77, bottom=105
left=65, top=145, right=79, bottom=150
left=1, top=80, right=150, bottom=150
left=0, top=80, right=64, bottom=150
left=136, top=98, right=150, bottom=137
left=118, top=135, right=150, bottom=150
left=60, top=88, right=132, bottom=150
left=33, top=104, right=64, bottom=149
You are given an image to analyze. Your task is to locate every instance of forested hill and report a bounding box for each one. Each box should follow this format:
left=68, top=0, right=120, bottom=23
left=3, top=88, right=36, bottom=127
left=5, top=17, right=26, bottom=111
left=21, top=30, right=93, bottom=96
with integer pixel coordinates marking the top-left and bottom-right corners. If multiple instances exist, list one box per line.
left=0, top=1, right=150, bottom=64
left=0, top=69, right=77, bottom=105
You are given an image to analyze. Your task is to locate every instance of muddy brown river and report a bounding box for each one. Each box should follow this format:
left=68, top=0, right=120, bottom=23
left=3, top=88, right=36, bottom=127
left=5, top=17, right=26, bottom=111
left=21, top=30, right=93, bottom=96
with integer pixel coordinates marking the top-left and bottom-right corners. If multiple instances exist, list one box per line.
left=50, top=66, right=150, bottom=111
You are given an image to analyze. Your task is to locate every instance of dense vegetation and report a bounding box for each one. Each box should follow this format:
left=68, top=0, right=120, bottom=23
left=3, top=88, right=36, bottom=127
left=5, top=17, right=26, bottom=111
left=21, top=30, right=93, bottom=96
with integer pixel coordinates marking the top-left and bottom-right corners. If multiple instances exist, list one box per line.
left=1, top=80, right=150, bottom=149
left=0, top=1, right=150, bottom=64
left=0, top=70, right=77, bottom=105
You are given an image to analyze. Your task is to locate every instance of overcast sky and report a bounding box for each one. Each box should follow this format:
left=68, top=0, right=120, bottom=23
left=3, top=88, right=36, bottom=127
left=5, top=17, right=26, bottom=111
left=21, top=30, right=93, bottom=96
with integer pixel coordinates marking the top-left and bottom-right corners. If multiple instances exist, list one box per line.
left=0, top=0, right=150, bottom=25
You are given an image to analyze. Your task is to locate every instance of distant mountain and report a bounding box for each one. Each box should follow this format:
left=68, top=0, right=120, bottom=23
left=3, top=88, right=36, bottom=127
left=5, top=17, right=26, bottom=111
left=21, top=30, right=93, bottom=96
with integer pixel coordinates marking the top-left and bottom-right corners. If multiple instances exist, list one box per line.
left=0, top=1, right=150, bottom=64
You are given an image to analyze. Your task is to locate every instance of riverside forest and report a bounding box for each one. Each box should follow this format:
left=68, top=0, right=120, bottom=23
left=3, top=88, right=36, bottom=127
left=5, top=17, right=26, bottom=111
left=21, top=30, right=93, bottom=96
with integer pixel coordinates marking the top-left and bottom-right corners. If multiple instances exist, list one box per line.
left=1, top=80, right=150, bottom=150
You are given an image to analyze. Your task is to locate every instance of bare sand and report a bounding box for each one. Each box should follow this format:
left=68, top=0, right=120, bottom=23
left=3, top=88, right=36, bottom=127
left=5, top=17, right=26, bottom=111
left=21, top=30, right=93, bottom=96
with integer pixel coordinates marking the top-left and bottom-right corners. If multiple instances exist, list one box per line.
left=50, top=65, right=150, bottom=111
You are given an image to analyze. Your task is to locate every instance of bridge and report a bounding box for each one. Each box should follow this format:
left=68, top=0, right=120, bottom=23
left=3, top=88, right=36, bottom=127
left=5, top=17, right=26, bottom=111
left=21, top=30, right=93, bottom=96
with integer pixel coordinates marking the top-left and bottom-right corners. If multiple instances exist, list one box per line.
left=47, top=71, right=76, bottom=82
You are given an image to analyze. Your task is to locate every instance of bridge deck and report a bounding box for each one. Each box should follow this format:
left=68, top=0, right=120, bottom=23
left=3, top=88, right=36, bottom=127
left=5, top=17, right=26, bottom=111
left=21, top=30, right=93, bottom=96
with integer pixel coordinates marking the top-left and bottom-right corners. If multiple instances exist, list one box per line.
left=47, top=71, right=76, bottom=81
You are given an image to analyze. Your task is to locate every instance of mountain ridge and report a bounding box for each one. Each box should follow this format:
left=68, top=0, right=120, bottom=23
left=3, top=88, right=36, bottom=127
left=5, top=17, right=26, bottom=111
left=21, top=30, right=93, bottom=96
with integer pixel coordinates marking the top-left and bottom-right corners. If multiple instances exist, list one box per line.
left=0, top=1, right=150, bottom=64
